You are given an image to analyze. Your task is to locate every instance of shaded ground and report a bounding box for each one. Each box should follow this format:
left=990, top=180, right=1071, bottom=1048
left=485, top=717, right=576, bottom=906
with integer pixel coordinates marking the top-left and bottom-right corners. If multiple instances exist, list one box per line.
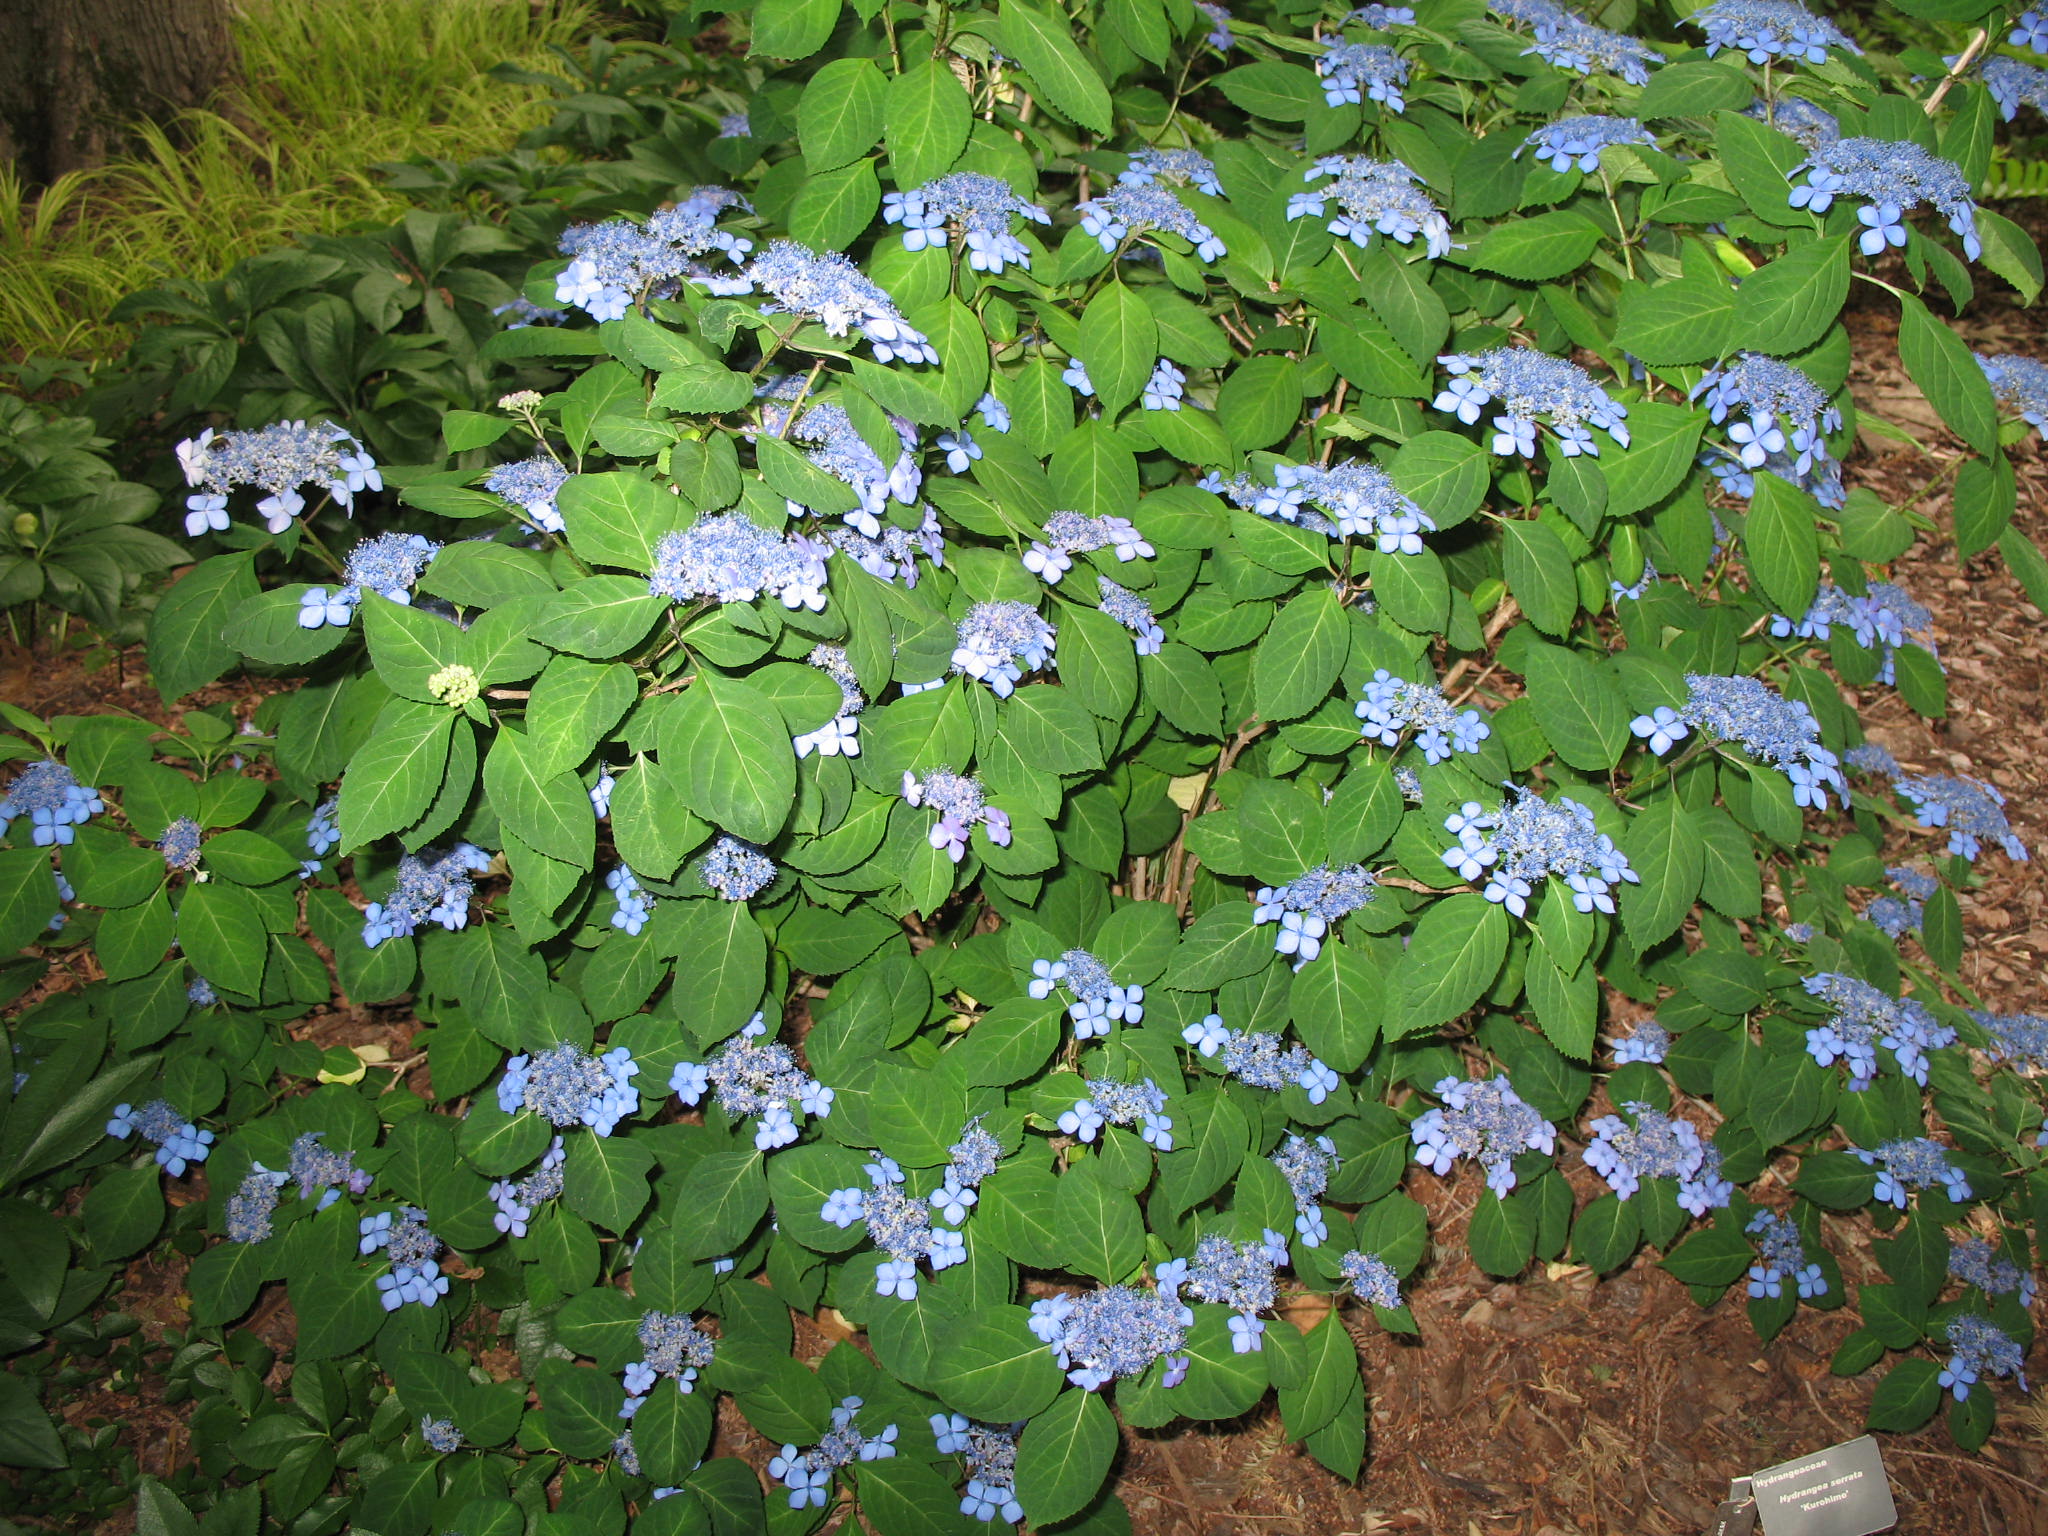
left=29, top=232, right=2048, bottom=1536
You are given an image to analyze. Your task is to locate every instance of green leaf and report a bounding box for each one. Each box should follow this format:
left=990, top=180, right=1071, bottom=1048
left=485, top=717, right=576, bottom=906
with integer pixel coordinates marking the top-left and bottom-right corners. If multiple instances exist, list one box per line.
left=1014, top=1389, right=1117, bottom=1526
left=1215, top=62, right=1322, bottom=120
left=928, top=1306, right=1065, bottom=1422
left=336, top=698, right=452, bottom=853
left=1467, top=213, right=1602, bottom=281
left=674, top=1149, right=768, bottom=1257
left=1218, top=356, right=1303, bottom=450
left=1713, top=110, right=1815, bottom=228
left=1078, top=282, right=1156, bottom=416
left=1386, top=895, right=1508, bottom=1040
left=1897, top=292, right=1999, bottom=454
left=1866, top=1359, right=1942, bottom=1434
left=526, top=657, right=636, bottom=779
left=1733, top=235, right=1850, bottom=354
left=667, top=675, right=797, bottom=844
left=1745, top=472, right=1820, bottom=616
left=855, top=1457, right=979, bottom=1535
left=1521, top=643, right=1628, bottom=771
left=557, top=473, right=678, bottom=573
left=998, top=685, right=1103, bottom=774
left=1500, top=519, right=1577, bottom=636
left=887, top=60, right=971, bottom=185
left=564, top=1133, right=657, bottom=1234
left=1659, top=1226, right=1754, bottom=1287
left=149, top=554, right=258, bottom=704
left=1144, top=642, right=1222, bottom=735
left=1253, top=586, right=1347, bottom=722
left=1622, top=798, right=1704, bottom=950
left=538, top=1362, right=625, bottom=1458
left=1466, top=1187, right=1536, bottom=1278
left=996, top=0, right=1113, bottom=135
left=83, top=1162, right=164, bottom=1262
left=1613, top=270, right=1736, bottom=365
left=1951, top=451, right=2015, bottom=561
left=176, top=880, right=267, bottom=998
left=751, top=0, right=840, bottom=60
left=0, top=1373, right=65, bottom=1469
left=1055, top=1161, right=1145, bottom=1281
left=1169, top=902, right=1276, bottom=989
left=791, top=159, right=881, bottom=251
left=1371, top=548, right=1448, bottom=635
left=1599, top=400, right=1706, bottom=518
left=1388, top=433, right=1489, bottom=528
left=799, top=57, right=887, bottom=172
left=1570, top=1193, right=1642, bottom=1274
left=482, top=727, right=595, bottom=868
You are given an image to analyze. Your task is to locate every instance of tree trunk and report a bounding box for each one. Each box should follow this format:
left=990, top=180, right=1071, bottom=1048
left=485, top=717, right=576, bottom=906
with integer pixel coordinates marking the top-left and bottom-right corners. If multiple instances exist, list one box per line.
left=0, top=0, right=239, bottom=186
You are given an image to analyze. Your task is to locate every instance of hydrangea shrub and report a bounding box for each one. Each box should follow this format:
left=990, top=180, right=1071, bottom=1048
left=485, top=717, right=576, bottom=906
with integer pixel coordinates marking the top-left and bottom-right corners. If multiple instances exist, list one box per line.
left=11, top=0, right=2048, bottom=1526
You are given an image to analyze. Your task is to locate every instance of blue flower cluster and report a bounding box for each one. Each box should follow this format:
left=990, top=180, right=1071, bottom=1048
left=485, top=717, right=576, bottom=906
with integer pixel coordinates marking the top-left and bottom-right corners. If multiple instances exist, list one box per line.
left=1029, top=1283, right=1191, bottom=1391
left=1251, top=863, right=1378, bottom=966
left=1074, top=184, right=1227, bottom=262
left=1357, top=669, right=1489, bottom=763
left=555, top=189, right=752, bottom=321
left=108, top=1099, right=213, bottom=1175
left=1801, top=972, right=1955, bottom=1090
left=1611, top=1020, right=1669, bottom=1064
left=932, top=1416, right=1023, bottom=1525
left=1317, top=42, right=1408, bottom=111
left=1755, top=95, right=1841, bottom=151
left=359, top=1206, right=449, bottom=1310
left=1583, top=1103, right=1733, bottom=1215
left=1854, top=1137, right=1972, bottom=1208
left=1029, top=947, right=1143, bottom=1037
left=288, top=1130, right=369, bottom=1208
left=226, top=1167, right=288, bottom=1243
left=1694, top=353, right=1843, bottom=505
left=933, top=1119, right=1001, bottom=1224
left=1182, top=1014, right=1339, bottom=1103
left=489, top=1135, right=565, bottom=1237
left=697, top=834, right=776, bottom=900
left=1346, top=2, right=1414, bottom=24
left=1230, top=458, right=1439, bottom=552
left=1493, top=0, right=1663, bottom=84
left=1097, top=579, right=1164, bottom=655
left=1788, top=137, right=1981, bottom=260
left=158, top=816, right=202, bottom=871
left=648, top=513, right=828, bottom=612
left=1059, top=1076, right=1174, bottom=1149
left=1287, top=156, right=1450, bottom=258
left=1198, top=0, right=1232, bottom=49
left=1442, top=789, right=1637, bottom=918
left=1521, top=115, right=1655, bottom=176
left=951, top=600, right=1056, bottom=697
left=1893, top=772, right=2029, bottom=864
left=1120, top=148, right=1224, bottom=197
left=1435, top=347, right=1629, bottom=458
left=1339, top=1249, right=1402, bottom=1309
left=1685, top=0, right=1857, bottom=65
left=1745, top=1210, right=1826, bottom=1300
left=769, top=1396, right=898, bottom=1508
left=902, top=766, right=1011, bottom=862
left=827, top=508, right=947, bottom=590
left=670, top=1013, right=834, bottom=1150
left=1976, top=1009, right=2048, bottom=1070
left=1978, top=56, right=2048, bottom=122
left=882, top=173, right=1049, bottom=273
left=1861, top=864, right=1934, bottom=941
left=1161, top=1229, right=1289, bottom=1353
left=746, top=240, right=938, bottom=363
left=1979, top=353, right=2048, bottom=446
left=485, top=456, right=571, bottom=534
left=621, top=1310, right=717, bottom=1409
left=823, top=1155, right=967, bottom=1299
left=1949, top=1237, right=2037, bottom=1306
left=362, top=844, right=492, bottom=946
left=1021, top=510, right=1152, bottom=584
left=175, top=420, right=380, bottom=535
left=420, top=1417, right=463, bottom=1454
left=776, top=398, right=921, bottom=530
left=1939, top=1314, right=2027, bottom=1401
left=499, top=1042, right=640, bottom=1135
left=794, top=644, right=864, bottom=759
left=1271, top=1133, right=1340, bottom=1244
left=1411, top=1075, right=1556, bottom=1198
left=1770, top=581, right=1934, bottom=684
left=1630, top=674, right=1845, bottom=810
left=300, top=533, right=440, bottom=629
left=0, top=759, right=103, bottom=846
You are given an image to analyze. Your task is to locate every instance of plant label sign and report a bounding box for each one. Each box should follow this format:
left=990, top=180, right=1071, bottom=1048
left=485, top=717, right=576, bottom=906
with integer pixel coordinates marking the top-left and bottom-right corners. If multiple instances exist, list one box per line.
left=1749, top=1436, right=1896, bottom=1536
